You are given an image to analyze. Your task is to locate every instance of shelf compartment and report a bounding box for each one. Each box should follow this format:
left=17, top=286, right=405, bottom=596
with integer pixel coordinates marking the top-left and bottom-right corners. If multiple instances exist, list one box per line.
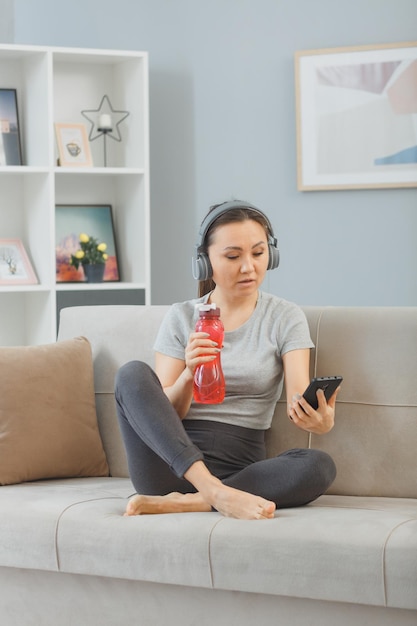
left=0, top=291, right=55, bottom=345
left=54, top=171, right=149, bottom=286
left=0, top=171, right=53, bottom=286
left=0, top=46, right=51, bottom=167
left=52, top=50, right=148, bottom=170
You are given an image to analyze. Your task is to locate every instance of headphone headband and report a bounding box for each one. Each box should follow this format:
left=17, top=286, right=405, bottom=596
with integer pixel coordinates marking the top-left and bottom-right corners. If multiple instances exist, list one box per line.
left=197, top=201, right=277, bottom=250
left=192, top=200, right=280, bottom=280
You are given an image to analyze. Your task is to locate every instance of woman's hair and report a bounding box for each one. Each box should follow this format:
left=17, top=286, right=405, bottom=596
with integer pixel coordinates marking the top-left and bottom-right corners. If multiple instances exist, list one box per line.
left=198, top=203, right=272, bottom=297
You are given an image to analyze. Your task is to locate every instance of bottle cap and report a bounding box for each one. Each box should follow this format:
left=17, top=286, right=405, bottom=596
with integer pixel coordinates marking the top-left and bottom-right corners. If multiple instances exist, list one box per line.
left=196, top=303, right=220, bottom=316
left=196, top=303, right=217, bottom=312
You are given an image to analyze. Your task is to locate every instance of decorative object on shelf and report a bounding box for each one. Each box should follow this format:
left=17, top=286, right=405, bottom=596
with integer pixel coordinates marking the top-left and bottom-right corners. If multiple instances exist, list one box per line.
left=82, top=263, right=106, bottom=283
left=295, top=40, right=417, bottom=191
left=0, top=238, right=38, bottom=285
left=69, top=233, right=108, bottom=283
left=81, top=95, right=130, bottom=167
left=0, top=89, right=22, bottom=166
left=55, top=204, right=120, bottom=283
left=55, top=123, right=93, bottom=167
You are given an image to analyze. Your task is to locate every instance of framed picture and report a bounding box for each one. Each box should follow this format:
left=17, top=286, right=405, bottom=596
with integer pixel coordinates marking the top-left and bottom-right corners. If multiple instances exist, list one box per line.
left=55, top=204, right=120, bottom=283
left=295, top=41, right=417, bottom=190
left=0, top=89, right=22, bottom=166
left=0, top=239, right=37, bottom=285
left=55, top=123, right=93, bottom=167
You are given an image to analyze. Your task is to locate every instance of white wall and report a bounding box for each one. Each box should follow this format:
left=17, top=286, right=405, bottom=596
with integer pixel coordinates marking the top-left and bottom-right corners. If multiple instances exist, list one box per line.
left=9, top=0, right=417, bottom=305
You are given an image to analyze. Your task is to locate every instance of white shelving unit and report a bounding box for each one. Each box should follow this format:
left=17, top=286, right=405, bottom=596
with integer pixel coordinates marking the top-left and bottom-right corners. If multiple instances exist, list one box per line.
left=0, top=44, right=150, bottom=346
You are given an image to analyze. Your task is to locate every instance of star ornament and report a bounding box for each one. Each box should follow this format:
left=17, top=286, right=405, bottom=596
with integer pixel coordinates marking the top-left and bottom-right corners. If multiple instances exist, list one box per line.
left=81, top=95, right=130, bottom=142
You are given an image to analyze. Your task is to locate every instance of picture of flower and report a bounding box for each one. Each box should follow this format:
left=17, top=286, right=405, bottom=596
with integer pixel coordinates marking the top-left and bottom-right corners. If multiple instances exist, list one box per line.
left=55, top=204, right=120, bottom=283
left=68, top=233, right=110, bottom=283
left=70, top=233, right=108, bottom=269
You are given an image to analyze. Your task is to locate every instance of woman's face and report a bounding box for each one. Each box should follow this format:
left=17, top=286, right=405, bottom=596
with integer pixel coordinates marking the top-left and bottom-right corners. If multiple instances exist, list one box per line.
left=207, top=219, right=269, bottom=296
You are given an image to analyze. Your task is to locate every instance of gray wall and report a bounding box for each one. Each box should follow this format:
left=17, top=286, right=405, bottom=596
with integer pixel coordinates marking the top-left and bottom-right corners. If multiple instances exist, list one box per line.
left=8, top=0, right=417, bottom=305
left=0, top=0, right=14, bottom=41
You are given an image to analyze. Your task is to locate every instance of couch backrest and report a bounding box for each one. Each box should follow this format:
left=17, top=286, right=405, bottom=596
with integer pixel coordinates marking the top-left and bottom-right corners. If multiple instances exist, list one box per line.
left=59, top=305, right=169, bottom=478
left=58, top=305, right=417, bottom=498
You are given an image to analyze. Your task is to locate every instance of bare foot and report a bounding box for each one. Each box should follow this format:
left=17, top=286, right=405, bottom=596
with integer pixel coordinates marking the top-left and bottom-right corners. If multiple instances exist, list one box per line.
left=184, top=461, right=276, bottom=520
left=123, top=487, right=275, bottom=520
left=124, top=459, right=277, bottom=520
left=208, top=483, right=276, bottom=520
left=124, top=492, right=211, bottom=516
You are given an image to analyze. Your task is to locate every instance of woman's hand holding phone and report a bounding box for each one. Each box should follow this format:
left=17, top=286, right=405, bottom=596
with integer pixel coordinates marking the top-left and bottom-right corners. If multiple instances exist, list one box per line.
left=289, top=376, right=342, bottom=435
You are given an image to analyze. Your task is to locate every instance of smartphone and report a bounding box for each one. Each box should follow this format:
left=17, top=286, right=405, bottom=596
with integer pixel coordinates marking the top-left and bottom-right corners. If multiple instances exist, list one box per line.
left=302, top=376, right=343, bottom=410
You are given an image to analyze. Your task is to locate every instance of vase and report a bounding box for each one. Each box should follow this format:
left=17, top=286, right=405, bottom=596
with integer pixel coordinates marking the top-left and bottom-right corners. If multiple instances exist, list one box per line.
left=83, top=263, right=105, bottom=283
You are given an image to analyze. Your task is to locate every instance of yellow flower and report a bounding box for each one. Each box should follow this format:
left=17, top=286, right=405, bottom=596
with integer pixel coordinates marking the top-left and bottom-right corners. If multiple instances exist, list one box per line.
left=69, top=233, right=108, bottom=270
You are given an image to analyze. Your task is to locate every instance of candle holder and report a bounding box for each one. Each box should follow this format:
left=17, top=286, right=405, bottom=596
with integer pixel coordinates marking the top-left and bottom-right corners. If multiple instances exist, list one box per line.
left=81, top=95, right=130, bottom=167
left=96, top=127, right=112, bottom=167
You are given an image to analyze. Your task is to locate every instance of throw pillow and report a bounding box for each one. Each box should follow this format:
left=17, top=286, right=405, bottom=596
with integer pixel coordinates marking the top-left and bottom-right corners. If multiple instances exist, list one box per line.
left=0, top=336, right=109, bottom=485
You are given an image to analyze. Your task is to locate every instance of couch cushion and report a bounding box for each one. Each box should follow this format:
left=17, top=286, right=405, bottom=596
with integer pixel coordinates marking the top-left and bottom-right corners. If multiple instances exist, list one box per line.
left=0, top=475, right=218, bottom=589
left=208, top=495, right=417, bottom=610
left=0, top=337, right=109, bottom=485
left=0, top=477, right=132, bottom=570
left=308, top=307, right=417, bottom=498
left=3, top=481, right=415, bottom=611
left=56, top=497, right=218, bottom=588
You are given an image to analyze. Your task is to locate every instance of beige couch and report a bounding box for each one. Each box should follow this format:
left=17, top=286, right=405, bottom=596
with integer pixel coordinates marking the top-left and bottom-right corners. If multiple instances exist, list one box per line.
left=1, top=304, right=416, bottom=626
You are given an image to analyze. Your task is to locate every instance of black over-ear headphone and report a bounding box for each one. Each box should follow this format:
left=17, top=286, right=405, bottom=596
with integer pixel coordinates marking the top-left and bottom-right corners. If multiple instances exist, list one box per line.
left=192, top=200, right=280, bottom=281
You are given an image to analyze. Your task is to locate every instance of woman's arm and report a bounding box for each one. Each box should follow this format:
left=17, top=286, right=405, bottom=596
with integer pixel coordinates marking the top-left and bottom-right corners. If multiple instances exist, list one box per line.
left=282, top=348, right=311, bottom=415
left=155, top=331, right=220, bottom=419
left=282, top=348, right=338, bottom=435
left=155, top=352, right=193, bottom=418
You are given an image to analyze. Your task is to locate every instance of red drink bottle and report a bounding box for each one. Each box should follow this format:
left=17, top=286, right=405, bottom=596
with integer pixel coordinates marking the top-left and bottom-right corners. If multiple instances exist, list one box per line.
left=193, top=304, right=225, bottom=404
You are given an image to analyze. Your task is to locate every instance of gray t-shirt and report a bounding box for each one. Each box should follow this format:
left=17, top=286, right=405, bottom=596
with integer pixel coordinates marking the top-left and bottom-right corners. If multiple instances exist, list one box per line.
left=153, top=291, right=314, bottom=430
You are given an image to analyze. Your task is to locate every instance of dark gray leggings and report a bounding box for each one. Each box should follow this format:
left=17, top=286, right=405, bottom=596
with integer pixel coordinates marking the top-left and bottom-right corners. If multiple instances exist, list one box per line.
left=114, top=361, right=336, bottom=509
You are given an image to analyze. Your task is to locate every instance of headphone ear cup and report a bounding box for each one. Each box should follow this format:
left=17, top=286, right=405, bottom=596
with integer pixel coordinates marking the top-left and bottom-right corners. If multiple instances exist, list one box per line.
left=192, top=251, right=213, bottom=281
left=267, top=244, right=280, bottom=270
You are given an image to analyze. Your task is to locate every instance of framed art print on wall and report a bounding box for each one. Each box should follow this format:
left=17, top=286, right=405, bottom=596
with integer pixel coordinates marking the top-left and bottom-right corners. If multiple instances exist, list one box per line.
left=0, top=89, right=22, bottom=166
left=295, top=41, right=417, bottom=190
left=55, top=204, right=120, bottom=283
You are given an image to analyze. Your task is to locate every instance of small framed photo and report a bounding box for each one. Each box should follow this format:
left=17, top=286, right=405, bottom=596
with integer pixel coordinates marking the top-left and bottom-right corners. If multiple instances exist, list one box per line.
left=295, top=41, right=417, bottom=190
left=0, top=89, right=22, bottom=166
left=55, top=204, right=120, bottom=283
left=55, top=123, right=93, bottom=167
left=0, top=239, right=38, bottom=285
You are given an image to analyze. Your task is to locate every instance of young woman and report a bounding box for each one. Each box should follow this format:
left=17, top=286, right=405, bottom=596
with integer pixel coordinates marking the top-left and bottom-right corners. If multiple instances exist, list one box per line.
left=115, top=201, right=339, bottom=520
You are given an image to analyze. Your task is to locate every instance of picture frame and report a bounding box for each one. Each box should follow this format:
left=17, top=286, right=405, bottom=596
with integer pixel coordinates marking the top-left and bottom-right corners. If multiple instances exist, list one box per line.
left=295, top=41, right=417, bottom=190
left=0, top=239, right=38, bottom=285
left=55, top=123, right=93, bottom=167
left=0, top=89, right=22, bottom=166
left=55, top=204, right=120, bottom=283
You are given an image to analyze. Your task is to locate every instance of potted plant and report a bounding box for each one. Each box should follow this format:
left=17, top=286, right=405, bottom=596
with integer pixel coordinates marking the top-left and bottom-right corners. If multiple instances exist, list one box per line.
left=70, top=233, right=108, bottom=282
